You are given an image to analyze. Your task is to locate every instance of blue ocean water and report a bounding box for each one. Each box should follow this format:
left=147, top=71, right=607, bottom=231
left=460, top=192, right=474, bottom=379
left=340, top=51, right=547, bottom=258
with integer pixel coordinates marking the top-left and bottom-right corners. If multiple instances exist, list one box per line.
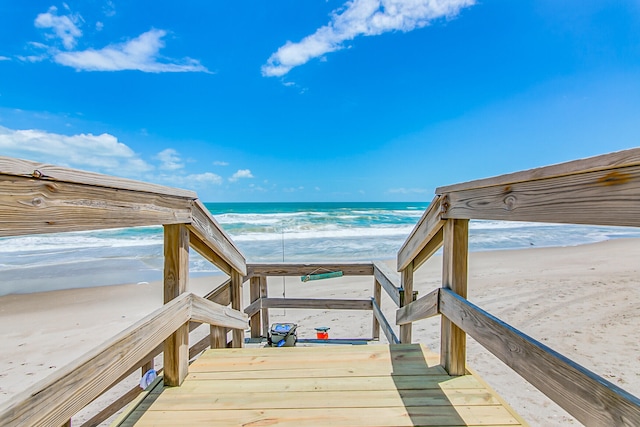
left=0, top=202, right=639, bottom=295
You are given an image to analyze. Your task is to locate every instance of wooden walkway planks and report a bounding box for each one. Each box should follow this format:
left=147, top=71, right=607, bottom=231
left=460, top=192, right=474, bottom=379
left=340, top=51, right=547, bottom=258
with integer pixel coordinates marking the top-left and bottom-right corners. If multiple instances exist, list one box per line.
left=117, top=344, right=527, bottom=427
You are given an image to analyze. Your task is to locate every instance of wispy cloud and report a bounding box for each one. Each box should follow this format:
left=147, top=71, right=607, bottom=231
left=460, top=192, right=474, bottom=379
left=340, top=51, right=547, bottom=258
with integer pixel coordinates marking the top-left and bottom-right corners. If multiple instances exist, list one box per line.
left=0, top=125, right=152, bottom=176
left=262, top=0, right=475, bottom=77
left=229, top=169, right=254, bottom=182
left=28, top=6, right=209, bottom=73
left=155, top=148, right=184, bottom=170
left=171, top=172, right=223, bottom=186
left=34, top=6, right=82, bottom=50
left=0, top=56, right=11, bottom=61
left=54, top=29, right=209, bottom=73
left=387, top=187, right=428, bottom=194
left=213, top=160, right=229, bottom=166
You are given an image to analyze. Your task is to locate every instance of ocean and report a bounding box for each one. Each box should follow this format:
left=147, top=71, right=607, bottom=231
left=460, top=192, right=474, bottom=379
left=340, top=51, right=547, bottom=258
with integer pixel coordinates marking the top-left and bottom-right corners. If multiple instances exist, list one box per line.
left=1, top=202, right=639, bottom=295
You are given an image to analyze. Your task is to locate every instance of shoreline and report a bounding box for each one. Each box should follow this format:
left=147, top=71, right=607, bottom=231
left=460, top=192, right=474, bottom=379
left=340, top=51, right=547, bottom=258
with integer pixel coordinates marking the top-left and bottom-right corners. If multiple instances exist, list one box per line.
left=1, top=238, right=639, bottom=425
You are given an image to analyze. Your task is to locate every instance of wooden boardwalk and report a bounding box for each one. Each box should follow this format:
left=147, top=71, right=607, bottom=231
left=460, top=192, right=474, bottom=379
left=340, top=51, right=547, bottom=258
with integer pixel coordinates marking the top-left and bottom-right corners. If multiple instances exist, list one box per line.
left=116, top=344, right=527, bottom=426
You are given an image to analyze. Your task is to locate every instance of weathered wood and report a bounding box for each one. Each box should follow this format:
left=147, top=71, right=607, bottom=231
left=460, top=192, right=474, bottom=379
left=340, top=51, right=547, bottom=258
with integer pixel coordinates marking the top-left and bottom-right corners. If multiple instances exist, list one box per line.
left=442, top=164, right=640, bottom=227
left=61, top=420, right=71, bottom=427
left=247, top=262, right=374, bottom=277
left=396, top=288, right=440, bottom=326
left=202, top=279, right=231, bottom=306
left=190, top=294, right=248, bottom=330
left=371, top=298, right=400, bottom=344
left=413, top=227, right=443, bottom=271
left=259, top=276, right=269, bottom=338
left=187, top=199, right=246, bottom=276
left=372, top=279, right=382, bottom=339
left=243, top=298, right=262, bottom=318
left=439, top=288, right=640, bottom=426
left=437, top=146, right=640, bottom=194
left=0, top=293, right=191, bottom=427
left=189, top=335, right=210, bottom=359
left=250, top=277, right=261, bottom=338
left=399, top=262, right=414, bottom=343
left=188, top=231, right=232, bottom=275
left=372, top=261, right=401, bottom=307
left=0, top=175, right=192, bottom=237
left=163, top=224, right=190, bottom=387
left=209, top=326, right=227, bottom=349
left=0, top=156, right=197, bottom=198
left=229, top=269, right=244, bottom=348
left=258, top=297, right=373, bottom=311
left=397, top=195, right=446, bottom=271
left=79, top=385, right=141, bottom=427
left=440, top=219, right=468, bottom=376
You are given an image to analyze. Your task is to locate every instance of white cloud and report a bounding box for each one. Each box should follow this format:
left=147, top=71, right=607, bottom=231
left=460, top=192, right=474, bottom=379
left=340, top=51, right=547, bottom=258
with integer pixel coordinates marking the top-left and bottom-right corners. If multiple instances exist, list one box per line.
left=0, top=125, right=152, bottom=176
left=387, top=187, right=428, bottom=194
left=229, top=169, right=254, bottom=182
left=53, top=29, right=209, bottom=73
left=103, top=1, right=116, bottom=17
left=34, top=6, right=82, bottom=50
left=213, top=160, right=229, bottom=166
left=262, top=0, right=475, bottom=77
left=96, top=21, right=104, bottom=31
left=183, top=172, right=223, bottom=185
left=0, top=56, right=10, bottom=61
left=156, top=148, right=184, bottom=170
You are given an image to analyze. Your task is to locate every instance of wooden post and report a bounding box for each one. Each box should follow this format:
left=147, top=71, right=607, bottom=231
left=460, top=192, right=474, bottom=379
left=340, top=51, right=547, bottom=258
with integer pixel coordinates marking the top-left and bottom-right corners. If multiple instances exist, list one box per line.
left=372, top=279, right=382, bottom=339
left=399, top=261, right=414, bottom=344
left=141, top=358, right=154, bottom=375
left=440, top=219, right=469, bottom=376
left=163, top=224, right=189, bottom=386
left=260, top=276, right=270, bottom=337
left=230, top=269, right=244, bottom=347
left=210, top=325, right=227, bottom=348
left=250, top=277, right=261, bottom=338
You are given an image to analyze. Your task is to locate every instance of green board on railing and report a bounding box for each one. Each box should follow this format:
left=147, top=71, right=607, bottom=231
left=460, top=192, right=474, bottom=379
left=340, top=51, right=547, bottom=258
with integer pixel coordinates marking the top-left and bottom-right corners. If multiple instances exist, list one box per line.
left=301, top=271, right=343, bottom=282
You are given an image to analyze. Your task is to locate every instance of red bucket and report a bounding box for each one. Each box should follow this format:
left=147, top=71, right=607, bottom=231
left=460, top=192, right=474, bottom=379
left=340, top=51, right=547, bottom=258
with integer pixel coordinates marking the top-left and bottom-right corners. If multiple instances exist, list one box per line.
left=315, top=327, right=330, bottom=340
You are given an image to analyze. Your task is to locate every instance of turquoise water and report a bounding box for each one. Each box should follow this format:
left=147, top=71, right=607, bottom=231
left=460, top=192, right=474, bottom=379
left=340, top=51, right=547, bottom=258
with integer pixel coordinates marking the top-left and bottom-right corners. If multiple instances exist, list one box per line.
left=0, top=202, right=639, bottom=295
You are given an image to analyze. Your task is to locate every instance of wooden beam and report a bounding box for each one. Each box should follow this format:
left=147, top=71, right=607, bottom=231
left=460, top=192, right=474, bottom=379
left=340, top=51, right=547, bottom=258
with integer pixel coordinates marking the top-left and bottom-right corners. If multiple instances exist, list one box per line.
left=439, top=288, right=640, bottom=426
left=250, top=277, right=262, bottom=338
left=190, top=294, right=248, bottom=330
left=163, top=224, right=190, bottom=387
left=371, top=298, right=400, bottom=344
left=244, top=298, right=262, bottom=318
left=259, top=276, right=269, bottom=338
left=396, top=288, right=440, bottom=326
left=259, top=298, right=373, bottom=311
left=399, top=262, right=414, bottom=343
left=413, top=227, right=443, bottom=271
left=202, top=279, right=231, bottom=306
left=372, top=261, right=401, bottom=307
left=188, top=231, right=232, bottom=276
left=230, top=269, right=244, bottom=348
left=247, top=262, right=374, bottom=277
left=0, top=175, right=192, bottom=237
left=78, top=385, right=141, bottom=427
left=437, top=147, right=640, bottom=194
left=210, top=326, right=228, bottom=349
left=397, top=195, right=447, bottom=272
left=442, top=164, right=640, bottom=227
left=187, top=199, right=246, bottom=276
left=0, top=156, right=197, bottom=198
left=440, top=219, right=468, bottom=376
left=0, top=293, right=191, bottom=427
left=372, top=279, right=382, bottom=339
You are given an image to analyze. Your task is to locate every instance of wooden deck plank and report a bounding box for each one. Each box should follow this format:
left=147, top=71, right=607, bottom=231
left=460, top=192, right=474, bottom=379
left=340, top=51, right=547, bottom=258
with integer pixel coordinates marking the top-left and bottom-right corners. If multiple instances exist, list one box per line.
left=117, top=344, right=526, bottom=427
left=127, top=406, right=521, bottom=426
left=137, top=389, right=502, bottom=410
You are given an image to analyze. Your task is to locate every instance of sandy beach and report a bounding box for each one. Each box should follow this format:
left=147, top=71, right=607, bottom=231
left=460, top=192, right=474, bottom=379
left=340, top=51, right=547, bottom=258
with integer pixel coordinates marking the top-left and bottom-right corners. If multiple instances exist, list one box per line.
left=1, top=238, right=639, bottom=426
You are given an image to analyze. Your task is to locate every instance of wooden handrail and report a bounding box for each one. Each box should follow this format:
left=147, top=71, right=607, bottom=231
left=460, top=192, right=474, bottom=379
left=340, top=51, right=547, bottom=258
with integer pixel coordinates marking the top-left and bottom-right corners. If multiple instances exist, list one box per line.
left=244, top=297, right=373, bottom=317
left=439, top=288, right=640, bottom=426
left=436, top=147, right=640, bottom=194
left=371, top=298, right=399, bottom=344
left=396, top=288, right=439, bottom=325
left=372, top=261, right=401, bottom=307
left=397, top=195, right=446, bottom=272
left=0, top=293, right=248, bottom=427
left=246, top=262, right=374, bottom=278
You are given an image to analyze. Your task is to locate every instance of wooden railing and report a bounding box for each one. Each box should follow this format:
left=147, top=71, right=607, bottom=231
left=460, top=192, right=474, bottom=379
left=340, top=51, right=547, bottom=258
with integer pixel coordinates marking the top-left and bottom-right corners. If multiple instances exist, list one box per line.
left=243, top=262, right=406, bottom=345
left=395, top=148, right=640, bottom=426
left=0, top=156, right=249, bottom=426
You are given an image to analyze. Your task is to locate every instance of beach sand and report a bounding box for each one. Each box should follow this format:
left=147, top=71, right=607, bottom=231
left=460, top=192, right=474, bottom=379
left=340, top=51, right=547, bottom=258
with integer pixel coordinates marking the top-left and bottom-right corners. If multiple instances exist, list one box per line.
left=1, top=238, right=639, bottom=426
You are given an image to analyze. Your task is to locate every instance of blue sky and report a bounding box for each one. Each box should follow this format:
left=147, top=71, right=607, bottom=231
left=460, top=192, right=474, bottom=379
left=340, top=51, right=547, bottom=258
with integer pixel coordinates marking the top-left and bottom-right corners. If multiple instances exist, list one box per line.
left=0, top=1, right=639, bottom=202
